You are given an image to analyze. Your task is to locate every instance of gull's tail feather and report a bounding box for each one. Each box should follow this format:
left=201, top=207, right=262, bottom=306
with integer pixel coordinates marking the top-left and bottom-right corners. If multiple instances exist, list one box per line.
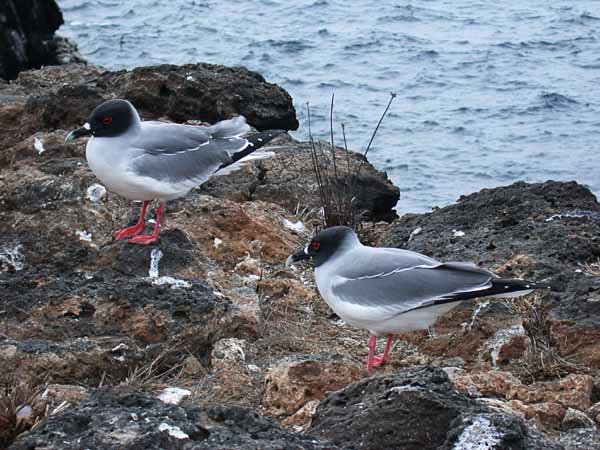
left=443, top=278, right=550, bottom=303
left=215, top=129, right=286, bottom=175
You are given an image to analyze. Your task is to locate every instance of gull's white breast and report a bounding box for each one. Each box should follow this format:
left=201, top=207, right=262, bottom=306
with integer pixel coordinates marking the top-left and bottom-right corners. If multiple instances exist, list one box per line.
left=86, top=136, right=190, bottom=201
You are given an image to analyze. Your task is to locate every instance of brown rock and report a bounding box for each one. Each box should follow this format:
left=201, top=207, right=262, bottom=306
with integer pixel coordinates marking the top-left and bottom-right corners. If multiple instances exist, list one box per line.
left=452, top=370, right=522, bottom=398
left=507, top=374, right=594, bottom=411
left=282, top=399, right=319, bottom=432
left=496, top=334, right=528, bottom=365
left=263, top=354, right=361, bottom=415
left=508, top=400, right=567, bottom=429
left=45, top=383, right=88, bottom=404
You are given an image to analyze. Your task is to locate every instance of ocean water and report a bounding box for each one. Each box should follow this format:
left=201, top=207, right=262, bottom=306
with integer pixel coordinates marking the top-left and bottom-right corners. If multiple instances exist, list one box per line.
left=56, top=0, right=600, bottom=213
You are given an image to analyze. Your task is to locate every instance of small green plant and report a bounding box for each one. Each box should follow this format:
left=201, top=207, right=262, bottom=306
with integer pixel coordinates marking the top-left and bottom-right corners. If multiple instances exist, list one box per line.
left=306, top=92, right=396, bottom=230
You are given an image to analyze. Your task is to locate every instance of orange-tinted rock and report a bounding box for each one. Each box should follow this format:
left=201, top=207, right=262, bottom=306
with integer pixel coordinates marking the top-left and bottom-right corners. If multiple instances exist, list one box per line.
left=507, top=374, right=594, bottom=411
left=263, top=354, right=361, bottom=416
left=508, top=400, right=566, bottom=429
left=496, top=334, right=528, bottom=366
left=452, top=370, right=521, bottom=398
left=282, top=399, right=319, bottom=432
left=45, top=384, right=89, bottom=404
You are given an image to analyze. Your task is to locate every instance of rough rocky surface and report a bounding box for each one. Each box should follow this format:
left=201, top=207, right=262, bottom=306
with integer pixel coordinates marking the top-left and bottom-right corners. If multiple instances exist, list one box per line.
left=263, top=353, right=362, bottom=416
left=0, top=0, right=83, bottom=81
left=558, top=429, right=600, bottom=450
left=308, top=366, right=562, bottom=450
left=0, top=59, right=402, bottom=449
left=201, top=138, right=400, bottom=222
left=1, top=31, right=599, bottom=448
left=0, top=62, right=298, bottom=158
left=381, top=180, right=600, bottom=371
left=9, top=386, right=340, bottom=450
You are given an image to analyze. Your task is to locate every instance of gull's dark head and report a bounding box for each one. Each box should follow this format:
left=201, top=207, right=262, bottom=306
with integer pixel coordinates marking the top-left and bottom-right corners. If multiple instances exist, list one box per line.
left=286, top=226, right=359, bottom=268
left=65, top=99, right=139, bottom=143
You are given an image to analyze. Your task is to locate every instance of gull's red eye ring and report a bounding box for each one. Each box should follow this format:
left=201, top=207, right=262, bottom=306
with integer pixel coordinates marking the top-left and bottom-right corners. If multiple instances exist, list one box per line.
left=102, top=116, right=113, bottom=125
left=311, top=242, right=321, bottom=250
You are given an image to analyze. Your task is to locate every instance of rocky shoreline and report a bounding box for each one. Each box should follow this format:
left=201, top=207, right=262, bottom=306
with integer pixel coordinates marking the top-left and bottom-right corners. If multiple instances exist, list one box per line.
left=1, top=3, right=600, bottom=448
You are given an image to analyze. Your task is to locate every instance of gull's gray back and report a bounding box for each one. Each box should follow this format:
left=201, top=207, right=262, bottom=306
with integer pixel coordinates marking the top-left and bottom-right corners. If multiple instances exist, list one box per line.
left=322, top=245, right=495, bottom=313
left=129, top=121, right=249, bottom=184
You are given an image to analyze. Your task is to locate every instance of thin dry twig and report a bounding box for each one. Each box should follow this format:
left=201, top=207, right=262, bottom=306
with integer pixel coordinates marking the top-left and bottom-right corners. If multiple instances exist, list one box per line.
left=305, top=93, right=396, bottom=230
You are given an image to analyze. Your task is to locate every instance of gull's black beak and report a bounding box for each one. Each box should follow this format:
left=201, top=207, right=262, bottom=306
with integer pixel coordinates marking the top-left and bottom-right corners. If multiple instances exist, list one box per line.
left=65, top=123, right=92, bottom=144
left=285, top=245, right=310, bottom=267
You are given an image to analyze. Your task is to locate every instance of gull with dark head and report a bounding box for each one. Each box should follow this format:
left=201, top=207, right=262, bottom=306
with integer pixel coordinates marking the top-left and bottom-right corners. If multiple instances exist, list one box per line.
left=287, top=226, right=549, bottom=373
left=66, top=99, right=285, bottom=244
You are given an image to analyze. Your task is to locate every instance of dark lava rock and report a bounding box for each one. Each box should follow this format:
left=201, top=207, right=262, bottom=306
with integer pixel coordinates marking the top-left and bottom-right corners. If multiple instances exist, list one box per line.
left=0, top=62, right=298, bottom=154
left=0, top=0, right=82, bottom=81
left=381, top=181, right=600, bottom=325
left=558, top=428, right=600, bottom=450
left=201, top=136, right=400, bottom=222
left=108, top=64, right=299, bottom=131
left=9, top=386, right=340, bottom=450
left=308, top=366, right=562, bottom=450
left=0, top=267, right=233, bottom=385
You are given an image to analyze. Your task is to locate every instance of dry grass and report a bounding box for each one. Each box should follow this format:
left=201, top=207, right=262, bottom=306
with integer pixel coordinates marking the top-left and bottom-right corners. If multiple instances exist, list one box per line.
left=306, top=93, right=396, bottom=230
left=507, top=292, right=584, bottom=381
left=582, top=258, right=600, bottom=277
left=0, top=381, right=52, bottom=448
left=107, top=343, right=187, bottom=390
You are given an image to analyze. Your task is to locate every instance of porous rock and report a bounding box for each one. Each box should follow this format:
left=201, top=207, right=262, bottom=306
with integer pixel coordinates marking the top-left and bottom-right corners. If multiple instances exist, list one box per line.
left=263, top=353, right=362, bottom=416
left=381, top=180, right=600, bottom=368
left=308, top=366, right=562, bottom=450
left=9, top=386, right=341, bottom=450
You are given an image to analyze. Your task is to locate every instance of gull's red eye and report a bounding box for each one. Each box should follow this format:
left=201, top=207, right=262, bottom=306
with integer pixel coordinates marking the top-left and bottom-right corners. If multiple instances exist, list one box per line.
left=311, top=242, right=321, bottom=250
left=102, top=116, right=113, bottom=125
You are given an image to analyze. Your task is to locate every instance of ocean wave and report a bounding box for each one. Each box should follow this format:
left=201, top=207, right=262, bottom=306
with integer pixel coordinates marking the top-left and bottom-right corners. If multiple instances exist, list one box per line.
left=539, top=92, right=579, bottom=109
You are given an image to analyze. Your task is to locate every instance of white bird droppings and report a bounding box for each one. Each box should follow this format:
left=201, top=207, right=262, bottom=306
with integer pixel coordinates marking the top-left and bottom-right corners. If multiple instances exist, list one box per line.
left=453, top=416, right=502, bottom=450
left=158, top=387, right=192, bottom=405
left=148, top=248, right=163, bottom=278
left=0, top=244, right=25, bottom=271
left=111, top=343, right=128, bottom=352
left=86, top=183, right=107, bottom=202
left=158, top=423, right=189, bottom=439
left=151, top=276, right=192, bottom=289
left=283, top=218, right=306, bottom=233
left=76, top=230, right=92, bottom=242
left=408, top=227, right=422, bottom=242
left=34, top=137, right=45, bottom=154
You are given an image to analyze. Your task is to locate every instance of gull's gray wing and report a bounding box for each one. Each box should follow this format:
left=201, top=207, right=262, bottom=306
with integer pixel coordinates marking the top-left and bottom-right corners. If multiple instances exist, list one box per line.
left=129, top=120, right=249, bottom=183
left=330, top=247, right=495, bottom=314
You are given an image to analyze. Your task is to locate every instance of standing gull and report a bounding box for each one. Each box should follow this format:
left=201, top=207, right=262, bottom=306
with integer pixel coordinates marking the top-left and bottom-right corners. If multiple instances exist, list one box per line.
left=286, top=226, right=549, bottom=374
left=66, top=99, right=285, bottom=244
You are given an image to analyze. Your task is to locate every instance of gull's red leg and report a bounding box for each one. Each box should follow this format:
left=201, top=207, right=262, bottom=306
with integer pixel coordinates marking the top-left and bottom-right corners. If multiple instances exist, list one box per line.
left=363, top=335, right=378, bottom=374
left=373, top=334, right=394, bottom=367
left=114, top=201, right=150, bottom=241
left=128, top=202, right=164, bottom=245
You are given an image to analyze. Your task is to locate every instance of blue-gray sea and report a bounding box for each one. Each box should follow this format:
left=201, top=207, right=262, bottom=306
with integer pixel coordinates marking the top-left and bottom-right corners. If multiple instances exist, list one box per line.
left=56, top=0, right=600, bottom=213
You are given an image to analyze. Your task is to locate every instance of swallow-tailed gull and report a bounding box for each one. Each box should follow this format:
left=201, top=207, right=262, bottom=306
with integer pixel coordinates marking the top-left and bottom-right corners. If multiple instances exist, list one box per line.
left=66, top=99, right=285, bottom=244
left=286, top=226, right=549, bottom=373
